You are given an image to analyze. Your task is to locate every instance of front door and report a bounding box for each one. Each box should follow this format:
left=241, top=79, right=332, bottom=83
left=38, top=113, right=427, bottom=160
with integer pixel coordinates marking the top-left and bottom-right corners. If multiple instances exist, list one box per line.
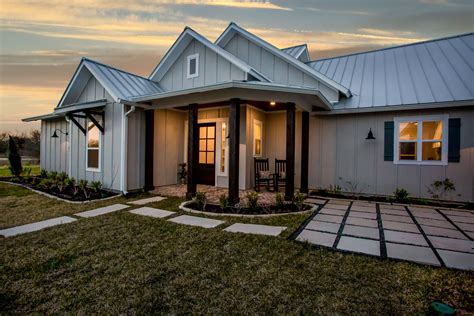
left=197, top=123, right=216, bottom=185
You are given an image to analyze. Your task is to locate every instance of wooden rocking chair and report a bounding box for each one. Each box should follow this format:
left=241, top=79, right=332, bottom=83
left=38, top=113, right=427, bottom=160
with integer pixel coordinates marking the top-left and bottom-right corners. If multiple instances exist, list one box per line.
left=274, top=159, right=286, bottom=192
left=254, top=158, right=273, bottom=192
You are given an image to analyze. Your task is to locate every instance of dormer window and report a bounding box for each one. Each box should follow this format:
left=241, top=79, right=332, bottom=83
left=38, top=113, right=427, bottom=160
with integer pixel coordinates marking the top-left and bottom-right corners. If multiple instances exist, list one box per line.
left=187, top=53, right=199, bottom=79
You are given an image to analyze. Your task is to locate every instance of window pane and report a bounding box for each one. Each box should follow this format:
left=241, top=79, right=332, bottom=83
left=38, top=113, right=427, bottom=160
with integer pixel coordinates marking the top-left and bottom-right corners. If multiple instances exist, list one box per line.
left=199, top=140, right=206, bottom=151
left=399, top=142, right=417, bottom=160
left=207, top=139, right=214, bottom=151
left=399, top=122, right=418, bottom=140
left=206, top=152, right=214, bottom=163
left=255, top=139, right=261, bottom=156
left=422, top=142, right=442, bottom=161
left=221, top=123, right=226, bottom=173
left=189, top=58, right=196, bottom=75
left=199, top=152, right=206, bottom=164
left=254, top=122, right=261, bottom=139
left=88, top=123, right=99, bottom=148
left=207, top=126, right=215, bottom=139
left=423, top=121, right=442, bottom=140
left=87, top=149, right=99, bottom=168
left=199, top=127, right=206, bottom=139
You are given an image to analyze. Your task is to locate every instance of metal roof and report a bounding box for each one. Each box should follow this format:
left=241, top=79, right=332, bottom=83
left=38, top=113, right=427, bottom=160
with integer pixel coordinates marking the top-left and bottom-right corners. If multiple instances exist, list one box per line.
left=307, top=33, right=474, bottom=110
left=281, top=44, right=309, bottom=61
left=83, top=58, right=163, bottom=100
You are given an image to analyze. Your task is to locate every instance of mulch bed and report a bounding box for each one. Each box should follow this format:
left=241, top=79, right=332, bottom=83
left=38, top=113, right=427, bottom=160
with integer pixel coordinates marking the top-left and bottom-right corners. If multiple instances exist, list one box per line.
left=186, top=201, right=312, bottom=215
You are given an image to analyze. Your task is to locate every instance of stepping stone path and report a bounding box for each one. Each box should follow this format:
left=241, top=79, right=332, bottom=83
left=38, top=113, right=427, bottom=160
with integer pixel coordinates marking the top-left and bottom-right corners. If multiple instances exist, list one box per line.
left=168, top=215, right=225, bottom=228
left=128, top=196, right=167, bottom=205
left=0, top=216, right=76, bottom=237
left=130, top=207, right=175, bottom=218
left=224, top=223, right=286, bottom=236
left=74, top=204, right=129, bottom=218
left=295, top=197, right=474, bottom=271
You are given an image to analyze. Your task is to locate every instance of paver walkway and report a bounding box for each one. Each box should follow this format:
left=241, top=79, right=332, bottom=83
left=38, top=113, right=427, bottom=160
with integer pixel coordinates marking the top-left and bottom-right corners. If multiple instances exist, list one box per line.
left=74, top=204, right=129, bottom=218
left=0, top=216, right=77, bottom=237
left=128, top=196, right=167, bottom=205
left=296, top=198, right=474, bottom=271
left=130, top=207, right=175, bottom=218
left=168, top=215, right=225, bottom=228
left=224, top=223, right=286, bottom=236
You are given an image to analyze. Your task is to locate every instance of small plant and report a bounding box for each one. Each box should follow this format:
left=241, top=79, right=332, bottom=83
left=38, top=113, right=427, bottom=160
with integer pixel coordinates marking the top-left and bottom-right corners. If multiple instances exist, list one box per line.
left=37, top=178, right=53, bottom=190
left=219, top=194, right=230, bottom=212
left=343, top=178, right=366, bottom=199
left=292, top=192, right=306, bottom=212
left=90, top=181, right=102, bottom=193
left=65, top=178, right=79, bottom=196
left=78, top=179, right=91, bottom=198
left=275, top=192, right=284, bottom=209
left=56, top=172, right=68, bottom=182
left=40, top=169, right=47, bottom=178
left=195, top=191, right=207, bottom=210
left=246, top=191, right=259, bottom=210
left=427, top=178, right=456, bottom=202
left=57, top=178, right=67, bottom=193
left=393, top=188, right=410, bottom=202
left=178, top=163, right=187, bottom=185
left=47, top=171, right=58, bottom=180
left=328, top=184, right=342, bottom=195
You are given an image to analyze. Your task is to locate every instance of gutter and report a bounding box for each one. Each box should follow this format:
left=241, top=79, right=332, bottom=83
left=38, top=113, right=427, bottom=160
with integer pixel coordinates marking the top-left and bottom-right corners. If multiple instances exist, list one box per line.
left=121, top=104, right=136, bottom=195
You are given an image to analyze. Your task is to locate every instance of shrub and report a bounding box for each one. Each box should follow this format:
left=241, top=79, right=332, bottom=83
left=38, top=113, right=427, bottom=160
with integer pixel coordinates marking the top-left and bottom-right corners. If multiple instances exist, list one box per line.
left=90, top=181, right=102, bottom=193
left=219, top=194, right=230, bottom=212
left=293, top=192, right=306, bottom=211
left=78, top=179, right=91, bottom=198
left=56, top=172, right=68, bottom=182
left=7, top=136, right=22, bottom=177
left=427, top=178, right=456, bottom=202
left=394, top=188, right=410, bottom=202
left=246, top=191, right=259, bottom=210
left=195, top=192, right=207, bottom=210
left=275, top=192, right=284, bottom=209
left=328, top=184, right=342, bottom=195
left=38, top=178, right=53, bottom=190
left=47, top=171, right=57, bottom=180
left=65, top=178, right=79, bottom=196
left=40, top=169, right=47, bottom=178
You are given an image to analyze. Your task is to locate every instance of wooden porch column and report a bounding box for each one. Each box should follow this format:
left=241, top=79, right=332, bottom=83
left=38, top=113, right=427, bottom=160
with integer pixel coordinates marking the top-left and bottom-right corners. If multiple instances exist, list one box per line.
left=228, top=98, right=240, bottom=205
left=285, top=102, right=296, bottom=201
left=300, top=111, right=309, bottom=194
left=186, top=104, right=198, bottom=199
left=144, top=109, right=154, bottom=191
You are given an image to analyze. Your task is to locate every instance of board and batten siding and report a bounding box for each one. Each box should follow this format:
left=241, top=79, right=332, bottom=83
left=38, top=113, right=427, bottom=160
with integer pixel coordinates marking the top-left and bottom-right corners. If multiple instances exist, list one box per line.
left=127, top=108, right=146, bottom=191
left=222, top=33, right=339, bottom=102
left=159, top=38, right=246, bottom=91
left=40, top=119, right=69, bottom=173
left=308, top=107, right=474, bottom=202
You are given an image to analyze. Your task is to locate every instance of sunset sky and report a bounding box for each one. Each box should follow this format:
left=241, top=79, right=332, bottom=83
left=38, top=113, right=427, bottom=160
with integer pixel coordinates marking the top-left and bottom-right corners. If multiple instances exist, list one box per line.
left=0, top=0, right=473, bottom=132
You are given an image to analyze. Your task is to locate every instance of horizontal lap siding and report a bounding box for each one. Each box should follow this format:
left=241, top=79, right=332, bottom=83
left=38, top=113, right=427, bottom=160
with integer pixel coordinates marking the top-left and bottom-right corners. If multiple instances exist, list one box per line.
left=309, top=107, right=474, bottom=202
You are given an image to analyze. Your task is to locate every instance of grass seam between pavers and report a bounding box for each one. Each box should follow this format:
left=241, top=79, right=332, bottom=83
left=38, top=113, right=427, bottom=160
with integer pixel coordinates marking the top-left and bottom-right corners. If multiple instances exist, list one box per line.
left=434, top=208, right=473, bottom=241
left=287, top=199, right=329, bottom=240
left=376, top=203, right=387, bottom=258
left=332, top=201, right=353, bottom=248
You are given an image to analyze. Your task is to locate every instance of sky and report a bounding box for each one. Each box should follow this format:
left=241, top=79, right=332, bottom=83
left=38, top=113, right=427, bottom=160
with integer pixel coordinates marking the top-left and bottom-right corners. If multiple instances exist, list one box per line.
left=0, top=0, right=473, bottom=133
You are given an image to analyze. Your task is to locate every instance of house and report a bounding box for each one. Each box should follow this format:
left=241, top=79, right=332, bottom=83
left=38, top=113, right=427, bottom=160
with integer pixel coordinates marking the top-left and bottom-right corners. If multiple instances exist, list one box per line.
left=23, top=23, right=474, bottom=202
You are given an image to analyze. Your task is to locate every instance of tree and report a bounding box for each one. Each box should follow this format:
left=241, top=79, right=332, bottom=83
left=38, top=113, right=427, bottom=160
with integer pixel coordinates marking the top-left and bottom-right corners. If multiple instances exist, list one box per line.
left=8, top=136, right=22, bottom=176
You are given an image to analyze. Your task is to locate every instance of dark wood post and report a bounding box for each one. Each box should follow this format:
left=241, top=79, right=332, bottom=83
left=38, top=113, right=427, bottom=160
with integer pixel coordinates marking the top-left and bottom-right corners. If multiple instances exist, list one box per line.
left=228, top=98, right=240, bottom=205
left=300, top=111, right=309, bottom=194
left=186, top=104, right=198, bottom=199
left=285, top=102, right=296, bottom=201
left=144, top=110, right=154, bottom=191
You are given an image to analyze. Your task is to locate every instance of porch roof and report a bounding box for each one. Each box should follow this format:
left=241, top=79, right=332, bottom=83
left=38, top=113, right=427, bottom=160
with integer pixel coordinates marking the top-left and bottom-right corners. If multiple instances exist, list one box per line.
left=127, top=81, right=333, bottom=112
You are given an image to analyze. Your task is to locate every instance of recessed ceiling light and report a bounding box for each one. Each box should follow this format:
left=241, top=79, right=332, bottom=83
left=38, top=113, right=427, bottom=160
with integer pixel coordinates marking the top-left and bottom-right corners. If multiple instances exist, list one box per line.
left=270, top=101, right=276, bottom=106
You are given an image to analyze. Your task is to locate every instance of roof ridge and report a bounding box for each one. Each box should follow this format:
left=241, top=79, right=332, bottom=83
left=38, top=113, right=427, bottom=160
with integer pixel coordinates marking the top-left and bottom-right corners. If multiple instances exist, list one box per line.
left=282, top=43, right=308, bottom=50
left=82, top=57, right=160, bottom=84
left=308, top=32, right=474, bottom=63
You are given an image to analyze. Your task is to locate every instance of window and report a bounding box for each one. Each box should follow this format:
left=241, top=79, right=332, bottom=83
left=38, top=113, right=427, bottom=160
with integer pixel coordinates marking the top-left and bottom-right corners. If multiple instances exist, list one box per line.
left=187, top=53, right=199, bottom=79
left=253, top=120, right=262, bottom=157
left=199, top=125, right=215, bottom=164
left=86, top=121, right=101, bottom=171
left=394, top=115, right=448, bottom=165
left=220, top=123, right=227, bottom=173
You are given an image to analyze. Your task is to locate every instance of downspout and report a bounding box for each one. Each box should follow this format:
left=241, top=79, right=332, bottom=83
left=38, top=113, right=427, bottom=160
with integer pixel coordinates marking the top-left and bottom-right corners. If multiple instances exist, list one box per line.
left=65, top=116, right=72, bottom=177
left=121, top=104, right=136, bottom=195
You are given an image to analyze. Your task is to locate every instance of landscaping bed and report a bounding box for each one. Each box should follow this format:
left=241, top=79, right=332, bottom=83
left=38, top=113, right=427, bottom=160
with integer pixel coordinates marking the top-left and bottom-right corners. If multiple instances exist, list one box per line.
left=183, top=201, right=313, bottom=215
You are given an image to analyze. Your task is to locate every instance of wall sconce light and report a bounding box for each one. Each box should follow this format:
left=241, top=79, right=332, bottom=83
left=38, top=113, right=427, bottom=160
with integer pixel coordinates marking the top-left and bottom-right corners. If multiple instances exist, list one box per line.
left=269, top=101, right=276, bottom=106
left=365, top=128, right=376, bottom=140
left=51, top=129, right=68, bottom=138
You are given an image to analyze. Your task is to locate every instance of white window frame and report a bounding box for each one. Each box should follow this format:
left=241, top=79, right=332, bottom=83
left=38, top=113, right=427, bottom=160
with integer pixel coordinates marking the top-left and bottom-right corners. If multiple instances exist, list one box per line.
left=253, top=119, right=263, bottom=157
left=394, top=114, right=448, bottom=166
left=186, top=53, right=199, bottom=79
left=217, top=121, right=228, bottom=177
left=86, top=120, right=102, bottom=172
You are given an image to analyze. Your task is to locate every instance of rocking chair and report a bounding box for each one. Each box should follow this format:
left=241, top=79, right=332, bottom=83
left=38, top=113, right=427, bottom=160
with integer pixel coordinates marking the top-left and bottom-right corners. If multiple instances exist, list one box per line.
left=274, top=159, right=286, bottom=192
left=254, top=158, right=273, bottom=191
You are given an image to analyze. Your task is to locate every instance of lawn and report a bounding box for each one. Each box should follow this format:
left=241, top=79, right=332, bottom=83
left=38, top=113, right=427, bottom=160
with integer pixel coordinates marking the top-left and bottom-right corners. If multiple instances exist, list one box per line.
left=0, top=164, right=40, bottom=177
left=1, top=183, right=473, bottom=313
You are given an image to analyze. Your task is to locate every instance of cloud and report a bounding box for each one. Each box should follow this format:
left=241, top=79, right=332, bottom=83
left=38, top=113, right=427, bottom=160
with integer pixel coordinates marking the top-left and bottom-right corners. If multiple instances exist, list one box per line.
left=170, top=0, right=291, bottom=10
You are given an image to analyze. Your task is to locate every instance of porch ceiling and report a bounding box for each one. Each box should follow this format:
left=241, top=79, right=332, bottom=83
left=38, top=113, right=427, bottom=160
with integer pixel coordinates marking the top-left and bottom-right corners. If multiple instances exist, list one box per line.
left=129, top=81, right=332, bottom=112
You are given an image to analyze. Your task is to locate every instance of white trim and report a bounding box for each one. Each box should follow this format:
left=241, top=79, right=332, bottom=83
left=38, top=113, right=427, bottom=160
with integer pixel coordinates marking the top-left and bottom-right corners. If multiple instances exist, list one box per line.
left=393, top=114, right=449, bottom=166
left=186, top=53, right=199, bottom=79
left=253, top=119, right=263, bottom=157
left=85, top=119, right=102, bottom=172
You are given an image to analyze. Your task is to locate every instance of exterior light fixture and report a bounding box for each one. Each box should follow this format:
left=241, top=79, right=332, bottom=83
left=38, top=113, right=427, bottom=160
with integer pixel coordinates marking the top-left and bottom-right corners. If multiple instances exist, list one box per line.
left=269, top=101, right=276, bottom=106
left=52, top=129, right=68, bottom=138
left=365, top=128, right=376, bottom=140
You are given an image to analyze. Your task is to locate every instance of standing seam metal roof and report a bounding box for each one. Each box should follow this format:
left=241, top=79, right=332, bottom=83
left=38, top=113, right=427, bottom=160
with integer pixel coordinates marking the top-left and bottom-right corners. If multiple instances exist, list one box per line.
left=306, top=33, right=474, bottom=110
left=282, top=44, right=307, bottom=59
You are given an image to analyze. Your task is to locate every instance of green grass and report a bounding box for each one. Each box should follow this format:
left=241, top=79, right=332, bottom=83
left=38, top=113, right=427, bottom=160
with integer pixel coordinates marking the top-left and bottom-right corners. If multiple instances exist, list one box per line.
left=1, top=183, right=473, bottom=313
left=0, top=165, right=40, bottom=177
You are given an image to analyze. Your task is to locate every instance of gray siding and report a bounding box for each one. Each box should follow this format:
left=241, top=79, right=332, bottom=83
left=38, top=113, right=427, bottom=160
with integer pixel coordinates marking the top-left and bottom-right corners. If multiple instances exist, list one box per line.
left=159, top=38, right=246, bottom=91
left=308, top=107, right=474, bottom=202
left=223, top=34, right=339, bottom=102
left=127, top=108, right=146, bottom=191
left=40, top=119, right=69, bottom=173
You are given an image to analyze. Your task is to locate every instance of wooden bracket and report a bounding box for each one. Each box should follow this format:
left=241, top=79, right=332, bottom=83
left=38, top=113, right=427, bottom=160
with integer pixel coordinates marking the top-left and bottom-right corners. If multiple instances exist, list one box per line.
left=84, top=111, right=104, bottom=134
left=66, top=113, right=86, bottom=135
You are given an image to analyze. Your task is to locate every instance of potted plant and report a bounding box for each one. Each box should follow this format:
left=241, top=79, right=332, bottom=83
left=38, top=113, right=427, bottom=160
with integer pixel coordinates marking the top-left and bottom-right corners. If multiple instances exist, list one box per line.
left=178, top=163, right=187, bottom=185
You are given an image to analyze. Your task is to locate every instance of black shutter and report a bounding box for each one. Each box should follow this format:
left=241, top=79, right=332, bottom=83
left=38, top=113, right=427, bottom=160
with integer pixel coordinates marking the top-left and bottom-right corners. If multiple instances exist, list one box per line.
left=384, top=121, right=394, bottom=161
left=448, top=118, right=461, bottom=163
